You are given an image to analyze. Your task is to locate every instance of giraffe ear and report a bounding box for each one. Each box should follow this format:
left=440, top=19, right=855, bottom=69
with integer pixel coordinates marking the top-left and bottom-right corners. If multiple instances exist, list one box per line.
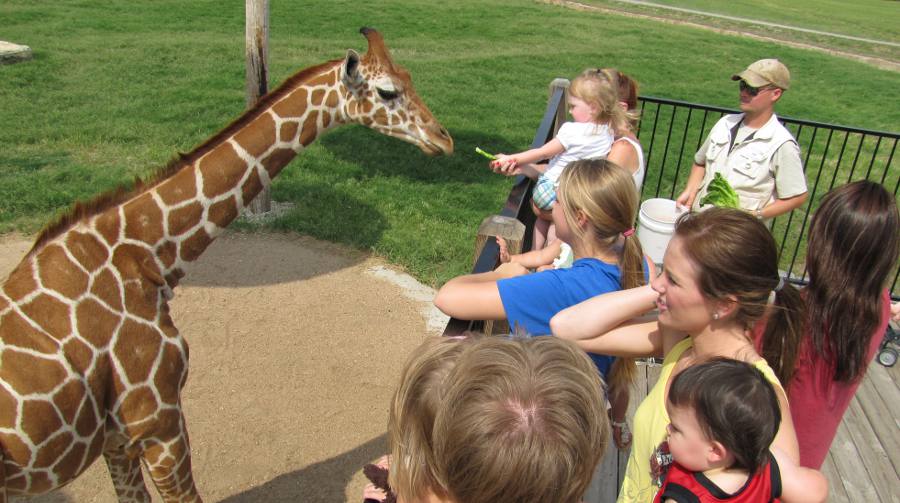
left=342, top=49, right=363, bottom=88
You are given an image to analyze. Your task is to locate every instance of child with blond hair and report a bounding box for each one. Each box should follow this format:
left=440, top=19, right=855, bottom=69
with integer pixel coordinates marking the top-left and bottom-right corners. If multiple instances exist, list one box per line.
left=490, top=68, right=630, bottom=250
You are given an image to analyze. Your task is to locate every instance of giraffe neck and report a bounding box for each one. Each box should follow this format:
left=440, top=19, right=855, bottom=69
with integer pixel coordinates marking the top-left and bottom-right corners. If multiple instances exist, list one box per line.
left=89, top=60, right=348, bottom=288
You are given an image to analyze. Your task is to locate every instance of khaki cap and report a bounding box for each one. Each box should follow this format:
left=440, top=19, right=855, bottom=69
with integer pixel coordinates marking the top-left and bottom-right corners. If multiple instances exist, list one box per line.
left=731, top=59, right=791, bottom=90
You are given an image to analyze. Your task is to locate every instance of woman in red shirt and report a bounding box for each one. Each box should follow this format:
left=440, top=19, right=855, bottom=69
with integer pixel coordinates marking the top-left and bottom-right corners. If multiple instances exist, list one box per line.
left=756, top=180, right=899, bottom=468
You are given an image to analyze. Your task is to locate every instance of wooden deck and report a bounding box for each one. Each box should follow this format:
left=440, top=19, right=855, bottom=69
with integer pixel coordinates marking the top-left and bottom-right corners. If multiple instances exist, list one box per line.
left=584, top=357, right=900, bottom=502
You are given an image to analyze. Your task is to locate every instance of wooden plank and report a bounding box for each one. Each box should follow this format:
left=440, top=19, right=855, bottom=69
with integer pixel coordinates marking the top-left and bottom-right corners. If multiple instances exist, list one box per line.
left=585, top=361, right=653, bottom=503
left=855, top=367, right=900, bottom=474
left=585, top=442, right=621, bottom=502
left=828, top=414, right=879, bottom=501
left=841, top=395, right=899, bottom=502
left=864, top=360, right=900, bottom=425
left=820, top=452, right=849, bottom=503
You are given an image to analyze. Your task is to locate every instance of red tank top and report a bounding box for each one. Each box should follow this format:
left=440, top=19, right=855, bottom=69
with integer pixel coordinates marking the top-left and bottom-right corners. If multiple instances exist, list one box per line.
left=652, top=458, right=781, bottom=502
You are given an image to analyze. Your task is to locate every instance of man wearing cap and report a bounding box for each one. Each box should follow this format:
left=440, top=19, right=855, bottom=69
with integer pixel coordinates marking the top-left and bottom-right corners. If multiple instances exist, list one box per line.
left=676, top=59, right=808, bottom=219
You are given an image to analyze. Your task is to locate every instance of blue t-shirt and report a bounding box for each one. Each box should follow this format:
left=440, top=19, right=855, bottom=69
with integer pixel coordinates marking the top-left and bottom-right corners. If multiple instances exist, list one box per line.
left=497, top=257, right=628, bottom=379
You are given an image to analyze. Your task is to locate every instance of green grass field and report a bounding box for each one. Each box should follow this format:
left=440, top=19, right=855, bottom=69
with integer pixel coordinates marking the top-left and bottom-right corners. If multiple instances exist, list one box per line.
left=2, top=0, right=898, bottom=286
left=573, top=0, right=900, bottom=63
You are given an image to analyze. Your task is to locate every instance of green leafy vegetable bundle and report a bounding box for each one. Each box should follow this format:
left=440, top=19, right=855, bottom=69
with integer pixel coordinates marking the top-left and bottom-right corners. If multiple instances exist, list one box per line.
left=699, top=173, right=740, bottom=209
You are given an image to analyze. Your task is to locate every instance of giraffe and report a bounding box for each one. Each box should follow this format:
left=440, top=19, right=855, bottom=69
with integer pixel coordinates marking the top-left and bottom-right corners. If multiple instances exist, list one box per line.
left=0, top=27, right=452, bottom=503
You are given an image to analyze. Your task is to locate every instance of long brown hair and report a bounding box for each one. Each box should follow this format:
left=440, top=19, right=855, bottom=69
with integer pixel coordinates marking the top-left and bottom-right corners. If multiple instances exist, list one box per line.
left=675, top=208, right=805, bottom=383
left=805, top=180, right=899, bottom=382
left=558, top=159, right=645, bottom=291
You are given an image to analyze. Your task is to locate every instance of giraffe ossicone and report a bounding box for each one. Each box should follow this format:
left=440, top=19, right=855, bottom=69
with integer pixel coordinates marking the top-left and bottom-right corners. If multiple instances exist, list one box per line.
left=0, top=27, right=452, bottom=503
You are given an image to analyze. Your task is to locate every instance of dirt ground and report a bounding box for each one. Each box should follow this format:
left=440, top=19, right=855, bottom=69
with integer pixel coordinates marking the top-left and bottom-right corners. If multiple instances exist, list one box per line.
left=1, top=231, right=449, bottom=503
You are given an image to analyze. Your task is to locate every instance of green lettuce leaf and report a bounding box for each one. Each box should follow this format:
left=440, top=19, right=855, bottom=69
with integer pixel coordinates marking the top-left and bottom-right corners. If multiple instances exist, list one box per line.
left=699, top=173, right=740, bottom=209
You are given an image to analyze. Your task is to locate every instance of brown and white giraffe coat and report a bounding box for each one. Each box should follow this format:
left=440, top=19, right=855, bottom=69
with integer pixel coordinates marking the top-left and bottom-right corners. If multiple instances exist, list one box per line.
left=0, top=27, right=452, bottom=503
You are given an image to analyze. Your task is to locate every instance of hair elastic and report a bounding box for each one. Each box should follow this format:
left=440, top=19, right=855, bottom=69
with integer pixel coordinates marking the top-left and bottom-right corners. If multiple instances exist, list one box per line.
left=774, top=276, right=784, bottom=292
left=622, top=228, right=635, bottom=238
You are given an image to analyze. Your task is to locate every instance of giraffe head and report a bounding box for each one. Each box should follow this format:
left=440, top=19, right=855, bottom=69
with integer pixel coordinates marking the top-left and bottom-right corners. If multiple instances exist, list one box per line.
left=340, top=27, right=453, bottom=156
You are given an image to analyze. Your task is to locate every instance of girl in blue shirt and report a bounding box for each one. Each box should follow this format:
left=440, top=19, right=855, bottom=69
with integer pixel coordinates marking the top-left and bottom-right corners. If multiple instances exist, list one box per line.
left=435, top=158, right=648, bottom=444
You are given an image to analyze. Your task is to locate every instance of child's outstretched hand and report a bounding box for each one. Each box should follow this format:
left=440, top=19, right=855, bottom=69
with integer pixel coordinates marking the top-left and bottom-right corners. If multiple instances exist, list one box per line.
left=496, top=236, right=511, bottom=263
left=490, top=154, right=519, bottom=176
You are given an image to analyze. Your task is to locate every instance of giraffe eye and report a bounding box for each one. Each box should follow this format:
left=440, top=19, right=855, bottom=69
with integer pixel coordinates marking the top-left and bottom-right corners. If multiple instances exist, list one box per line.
left=376, top=88, right=399, bottom=101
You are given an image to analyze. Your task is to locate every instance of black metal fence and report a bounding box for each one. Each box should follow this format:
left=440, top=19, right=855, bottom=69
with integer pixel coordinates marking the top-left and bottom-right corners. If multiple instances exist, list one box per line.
left=443, top=85, right=899, bottom=336
left=636, top=96, right=900, bottom=299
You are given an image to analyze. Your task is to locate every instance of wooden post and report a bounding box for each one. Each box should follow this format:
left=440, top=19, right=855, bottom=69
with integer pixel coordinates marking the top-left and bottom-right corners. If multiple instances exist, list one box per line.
left=472, top=215, right=525, bottom=334
left=245, top=0, right=271, bottom=214
left=549, top=77, right=570, bottom=135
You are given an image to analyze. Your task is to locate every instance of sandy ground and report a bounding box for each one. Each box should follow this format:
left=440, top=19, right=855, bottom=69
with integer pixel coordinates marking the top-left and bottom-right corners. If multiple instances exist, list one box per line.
left=1, top=231, right=449, bottom=503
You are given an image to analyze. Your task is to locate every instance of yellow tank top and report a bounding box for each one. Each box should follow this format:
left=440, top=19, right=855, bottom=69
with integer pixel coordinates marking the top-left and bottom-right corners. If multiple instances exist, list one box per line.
left=617, top=338, right=783, bottom=503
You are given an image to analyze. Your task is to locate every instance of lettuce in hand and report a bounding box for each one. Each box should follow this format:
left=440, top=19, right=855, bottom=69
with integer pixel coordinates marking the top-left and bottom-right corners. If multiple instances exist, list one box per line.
left=700, top=173, right=740, bottom=209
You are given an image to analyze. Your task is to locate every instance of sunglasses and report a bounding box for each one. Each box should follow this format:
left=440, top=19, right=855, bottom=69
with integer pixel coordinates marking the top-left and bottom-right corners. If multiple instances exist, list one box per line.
left=739, top=80, right=775, bottom=97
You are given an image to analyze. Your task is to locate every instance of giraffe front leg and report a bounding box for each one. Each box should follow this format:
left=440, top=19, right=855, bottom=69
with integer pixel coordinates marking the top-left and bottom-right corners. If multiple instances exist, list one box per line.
left=103, top=447, right=152, bottom=503
left=141, top=419, right=202, bottom=503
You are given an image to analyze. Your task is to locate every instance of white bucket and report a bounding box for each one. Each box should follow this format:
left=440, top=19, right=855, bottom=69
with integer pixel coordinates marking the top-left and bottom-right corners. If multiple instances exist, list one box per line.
left=637, top=198, right=684, bottom=264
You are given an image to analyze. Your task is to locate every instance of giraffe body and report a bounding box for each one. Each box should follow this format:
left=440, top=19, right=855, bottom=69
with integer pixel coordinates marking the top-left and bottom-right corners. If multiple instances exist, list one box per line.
left=0, top=28, right=451, bottom=502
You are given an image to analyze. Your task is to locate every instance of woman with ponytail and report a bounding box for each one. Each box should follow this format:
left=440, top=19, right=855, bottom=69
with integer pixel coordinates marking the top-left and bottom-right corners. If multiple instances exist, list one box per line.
left=435, top=159, right=649, bottom=413
left=550, top=208, right=803, bottom=502
left=756, top=180, right=900, bottom=468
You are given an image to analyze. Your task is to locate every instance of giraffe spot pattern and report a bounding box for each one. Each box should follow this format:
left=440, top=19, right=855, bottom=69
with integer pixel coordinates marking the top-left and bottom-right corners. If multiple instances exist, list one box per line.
left=93, top=210, right=122, bottom=247
left=118, top=386, right=159, bottom=424
left=76, top=298, right=121, bottom=349
left=35, top=430, right=73, bottom=468
left=114, top=319, right=163, bottom=385
left=37, top=245, right=89, bottom=301
left=261, top=148, right=296, bottom=179
left=75, top=398, right=99, bottom=438
left=55, top=440, right=87, bottom=483
left=52, top=379, right=88, bottom=425
left=279, top=121, right=299, bottom=143
left=0, top=310, right=61, bottom=354
left=241, top=169, right=263, bottom=207
left=300, top=111, right=319, bottom=146
left=65, top=232, right=109, bottom=273
left=154, top=342, right=186, bottom=405
left=167, top=202, right=204, bottom=238
left=198, top=143, right=245, bottom=199
left=0, top=350, right=68, bottom=395
left=0, top=385, right=17, bottom=428
left=233, top=113, right=277, bottom=159
left=20, top=294, right=72, bottom=341
left=179, top=228, right=212, bottom=263
left=90, top=268, right=123, bottom=312
left=22, top=399, right=64, bottom=447
left=123, top=193, right=165, bottom=246
left=156, top=168, right=198, bottom=206
left=208, top=197, right=238, bottom=229
left=29, top=470, right=53, bottom=493
left=157, top=241, right=178, bottom=270
left=272, top=88, right=307, bottom=117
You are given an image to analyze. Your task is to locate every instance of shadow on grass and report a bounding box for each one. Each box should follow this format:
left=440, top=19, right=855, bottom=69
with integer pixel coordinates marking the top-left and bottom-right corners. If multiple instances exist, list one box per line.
left=219, top=434, right=387, bottom=503
left=319, top=126, right=523, bottom=184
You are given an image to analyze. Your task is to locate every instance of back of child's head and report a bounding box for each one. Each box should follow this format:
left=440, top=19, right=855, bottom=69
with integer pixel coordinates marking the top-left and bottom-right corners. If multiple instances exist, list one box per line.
left=603, top=68, right=640, bottom=132
left=558, top=158, right=645, bottom=289
left=668, top=357, right=781, bottom=473
left=569, top=68, right=630, bottom=134
left=431, top=335, right=608, bottom=503
left=388, top=335, right=469, bottom=501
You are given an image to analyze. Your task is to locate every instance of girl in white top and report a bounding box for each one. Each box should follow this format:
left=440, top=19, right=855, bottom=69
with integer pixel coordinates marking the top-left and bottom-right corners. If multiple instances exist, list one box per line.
left=490, top=68, right=630, bottom=251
